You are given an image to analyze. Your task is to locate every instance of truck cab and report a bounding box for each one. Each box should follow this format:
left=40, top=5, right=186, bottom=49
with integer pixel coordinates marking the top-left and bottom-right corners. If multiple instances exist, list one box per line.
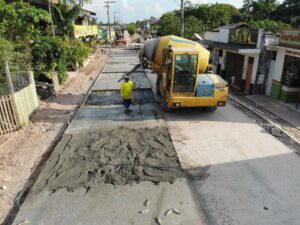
left=157, top=47, right=228, bottom=112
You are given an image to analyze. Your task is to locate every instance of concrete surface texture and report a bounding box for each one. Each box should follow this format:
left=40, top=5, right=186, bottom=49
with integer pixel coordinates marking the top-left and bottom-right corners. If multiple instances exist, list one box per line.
left=12, top=48, right=205, bottom=225
left=86, top=90, right=154, bottom=106
left=92, top=72, right=151, bottom=91
left=146, top=71, right=300, bottom=225
left=165, top=101, right=300, bottom=225
left=31, top=127, right=184, bottom=194
left=66, top=104, right=163, bottom=133
left=246, top=94, right=300, bottom=129
left=13, top=180, right=204, bottom=225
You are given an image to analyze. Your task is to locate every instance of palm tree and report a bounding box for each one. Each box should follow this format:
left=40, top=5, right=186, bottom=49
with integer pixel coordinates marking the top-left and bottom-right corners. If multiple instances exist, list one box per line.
left=52, top=0, right=81, bottom=38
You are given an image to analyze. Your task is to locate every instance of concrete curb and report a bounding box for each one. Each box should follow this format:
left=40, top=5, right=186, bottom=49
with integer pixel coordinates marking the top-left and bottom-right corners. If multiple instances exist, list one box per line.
left=229, top=95, right=300, bottom=145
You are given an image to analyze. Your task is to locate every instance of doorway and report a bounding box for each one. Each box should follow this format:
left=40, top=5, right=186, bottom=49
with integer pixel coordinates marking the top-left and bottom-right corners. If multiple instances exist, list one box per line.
left=245, top=57, right=254, bottom=94
left=225, top=52, right=245, bottom=89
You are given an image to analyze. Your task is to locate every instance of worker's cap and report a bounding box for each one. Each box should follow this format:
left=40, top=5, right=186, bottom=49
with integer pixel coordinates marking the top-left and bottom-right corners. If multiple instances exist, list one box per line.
left=124, top=75, right=129, bottom=80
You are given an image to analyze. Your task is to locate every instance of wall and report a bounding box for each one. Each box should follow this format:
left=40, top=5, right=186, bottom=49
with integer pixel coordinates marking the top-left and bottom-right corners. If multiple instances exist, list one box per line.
left=219, top=29, right=229, bottom=43
left=204, top=32, right=219, bottom=42
left=272, top=49, right=285, bottom=82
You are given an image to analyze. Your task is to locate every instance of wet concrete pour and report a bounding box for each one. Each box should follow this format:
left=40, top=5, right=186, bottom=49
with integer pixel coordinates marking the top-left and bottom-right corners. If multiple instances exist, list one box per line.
left=31, top=127, right=183, bottom=194
left=86, top=90, right=155, bottom=106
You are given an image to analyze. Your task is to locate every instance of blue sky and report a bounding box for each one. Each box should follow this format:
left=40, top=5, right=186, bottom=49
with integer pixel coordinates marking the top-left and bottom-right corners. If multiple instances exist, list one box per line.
left=84, top=0, right=245, bottom=23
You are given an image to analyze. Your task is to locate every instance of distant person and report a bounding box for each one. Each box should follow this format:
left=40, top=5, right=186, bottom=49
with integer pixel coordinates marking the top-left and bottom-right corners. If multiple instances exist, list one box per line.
left=121, top=76, right=136, bottom=113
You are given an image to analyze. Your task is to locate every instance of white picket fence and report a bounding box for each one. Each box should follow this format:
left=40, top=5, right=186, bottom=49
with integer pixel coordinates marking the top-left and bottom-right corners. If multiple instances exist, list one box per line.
left=0, top=72, right=38, bottom=134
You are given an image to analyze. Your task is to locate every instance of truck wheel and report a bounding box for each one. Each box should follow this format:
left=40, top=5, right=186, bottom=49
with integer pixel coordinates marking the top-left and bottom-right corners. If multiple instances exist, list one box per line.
left=156, top=77, right=162, bottom=96
left=205, top=106, right=217, bottom=112
left=161, top=98, right=174, bottom=113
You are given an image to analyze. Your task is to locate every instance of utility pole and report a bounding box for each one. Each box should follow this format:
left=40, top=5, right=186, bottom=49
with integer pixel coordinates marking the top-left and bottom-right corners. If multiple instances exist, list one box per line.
left=105, top=1, right=116, bottom=42
left=113, top=12, right=120, bottom=24
left=48, top=0, right=55, bottom=37
left=180, top=0, right=184, bottom=37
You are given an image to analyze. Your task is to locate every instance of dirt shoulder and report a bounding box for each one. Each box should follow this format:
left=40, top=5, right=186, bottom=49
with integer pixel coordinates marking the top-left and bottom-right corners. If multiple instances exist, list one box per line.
left=0, top=47, right=109, bottom=224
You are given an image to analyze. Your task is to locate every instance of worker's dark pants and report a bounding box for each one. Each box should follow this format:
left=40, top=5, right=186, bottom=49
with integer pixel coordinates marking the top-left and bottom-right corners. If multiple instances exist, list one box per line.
left=123, top=99, right=131, bottom=109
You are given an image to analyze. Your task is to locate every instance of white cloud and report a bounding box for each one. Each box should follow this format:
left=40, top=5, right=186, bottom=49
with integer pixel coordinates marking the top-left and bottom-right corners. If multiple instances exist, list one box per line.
left=190, top=0, right=208, bottom=4
left=155, top=2, right=164, bottom=13
left=144, top=5, right=150, bottom=13
left=122, top=0, right=134, bottom=12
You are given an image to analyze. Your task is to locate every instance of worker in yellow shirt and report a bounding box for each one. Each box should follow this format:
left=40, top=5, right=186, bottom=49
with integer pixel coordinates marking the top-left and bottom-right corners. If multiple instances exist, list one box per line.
left=121, top=75, right=136, bottom=113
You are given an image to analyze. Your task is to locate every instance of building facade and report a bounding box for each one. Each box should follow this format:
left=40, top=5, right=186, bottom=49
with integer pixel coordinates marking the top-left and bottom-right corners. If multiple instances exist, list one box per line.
left=267, top=29, right=300, bottom=103
left=203, top=23, right=268, bottom=95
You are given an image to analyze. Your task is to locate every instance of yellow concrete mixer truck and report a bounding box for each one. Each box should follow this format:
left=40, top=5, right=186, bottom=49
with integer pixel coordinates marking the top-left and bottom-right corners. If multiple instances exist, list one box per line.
left=140, top=35, right=228, bottom=112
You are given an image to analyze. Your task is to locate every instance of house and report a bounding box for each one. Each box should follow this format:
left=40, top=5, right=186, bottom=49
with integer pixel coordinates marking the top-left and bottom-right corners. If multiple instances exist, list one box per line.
left=202, top=23, right=265, bottom=95
left=267, top=29, right=300, bottom=103
left=6, top=0, right=97, bottom=39
left=139, top=17, right=159, bottom=39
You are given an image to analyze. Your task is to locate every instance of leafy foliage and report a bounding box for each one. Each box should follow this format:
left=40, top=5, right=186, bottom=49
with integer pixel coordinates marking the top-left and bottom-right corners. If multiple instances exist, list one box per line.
left=0, top=0, right=51, bottom=41
left=158, top=4, right=242, bottom=37
left=66, top=39, right=91, bottom=70
left=157, top=12, right=181, bottom=36
left=127, top=24, right=137, bottom=35
left=32, top=37, right=68, bottom=84
left=52, top=0, right=81, bottom=38
left=182, top=4, right=242, bottom=32
left=0, top=38, right=31, bottom=95
left=275, top=0, right=300, bottom=27
left=184, top=16, right=203, bottom=40
left=248, top=19, right=291, bottom=33
left=241, top=0, right=292, bottom=32
left=241, top=0, right=278, bottom=20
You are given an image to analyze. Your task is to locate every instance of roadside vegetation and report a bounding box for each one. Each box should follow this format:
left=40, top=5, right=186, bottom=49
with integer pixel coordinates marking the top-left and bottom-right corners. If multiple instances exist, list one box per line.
left=0, top=0, right=95, bottom=95
left=127, top=23, right=137, bottom=35
left=156, top=0, right=297, bottom=40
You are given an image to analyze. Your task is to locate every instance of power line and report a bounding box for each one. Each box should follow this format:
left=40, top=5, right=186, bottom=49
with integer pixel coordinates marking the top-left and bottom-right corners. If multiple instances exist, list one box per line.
left=104, top=1, right=116, bottom=41
left=113, top=11, right=120, bottom=24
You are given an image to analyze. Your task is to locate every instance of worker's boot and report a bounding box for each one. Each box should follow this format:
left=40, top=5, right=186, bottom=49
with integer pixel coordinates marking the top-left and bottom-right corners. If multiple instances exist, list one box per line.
left=125, top=108, right=130, bottom=114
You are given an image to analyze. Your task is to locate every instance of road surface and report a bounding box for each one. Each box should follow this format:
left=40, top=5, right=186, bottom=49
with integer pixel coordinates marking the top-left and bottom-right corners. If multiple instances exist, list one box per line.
left=12, top=49, right=300, bottom=225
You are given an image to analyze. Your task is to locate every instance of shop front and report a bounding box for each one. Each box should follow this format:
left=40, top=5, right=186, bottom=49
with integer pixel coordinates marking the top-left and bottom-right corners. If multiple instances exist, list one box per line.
left=203, top=25, right=263, bottom=94
left=268, top=29, right=300, bottom=103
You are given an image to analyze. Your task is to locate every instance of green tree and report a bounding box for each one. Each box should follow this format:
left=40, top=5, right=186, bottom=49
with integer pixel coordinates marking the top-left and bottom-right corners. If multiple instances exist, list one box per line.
left=248, top=19, right=291, bottom=33
left=276, top=0, right=300, bottom=27
left=184, top=16, right=203, bottom=40
left=157, top=12, right=180, bottom=36
left=127, top=23, right=137, bottom=35
left=32, top=36, right=68, bottom=83
left=0, top=0, right=51, bottom=41
left=253, top=0, right=278, bottom=19
left=52, top=0, right=81, bottom=38
left=178, top=4, right=242, bottom=33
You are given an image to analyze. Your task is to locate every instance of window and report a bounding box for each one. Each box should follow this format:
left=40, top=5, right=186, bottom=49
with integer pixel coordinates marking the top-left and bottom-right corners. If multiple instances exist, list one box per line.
left=173, top=54, right=198, bottom=93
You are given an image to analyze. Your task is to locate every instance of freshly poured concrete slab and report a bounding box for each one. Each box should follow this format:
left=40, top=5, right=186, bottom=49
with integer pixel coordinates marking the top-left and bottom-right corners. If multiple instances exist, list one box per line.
left=106, top=62, right=139, bottom=67
left=66, top=104, right=163, bottom=134
left=86, top=90, right=155, bottom=106
left=92, top=72, right=151, bottom=91
left=103, top=65, right=143, bottom=73
left=107, top=61, right=139, bottom=65
left=13, top=179, right=204, bottom=225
